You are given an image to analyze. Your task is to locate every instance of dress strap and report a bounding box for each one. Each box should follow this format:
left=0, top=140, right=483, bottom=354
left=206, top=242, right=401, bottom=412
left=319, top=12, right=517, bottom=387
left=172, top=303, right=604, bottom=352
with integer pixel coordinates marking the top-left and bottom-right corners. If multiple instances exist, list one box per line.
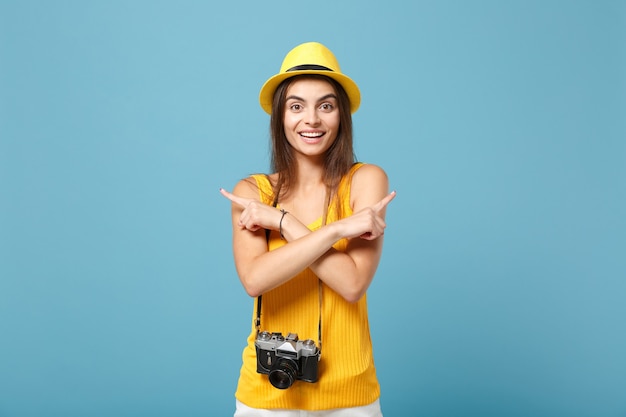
left=251, top=174, right=274, bottom=205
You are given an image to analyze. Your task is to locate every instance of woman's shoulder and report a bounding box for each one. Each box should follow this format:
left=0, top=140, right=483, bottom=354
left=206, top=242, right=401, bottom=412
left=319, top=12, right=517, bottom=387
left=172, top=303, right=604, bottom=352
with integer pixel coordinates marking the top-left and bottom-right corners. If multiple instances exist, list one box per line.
left=351, top=162, right=389, bottom=184
left=233, top=173, right=276, bottom=202
left=349, top=163, right=389, bottom=206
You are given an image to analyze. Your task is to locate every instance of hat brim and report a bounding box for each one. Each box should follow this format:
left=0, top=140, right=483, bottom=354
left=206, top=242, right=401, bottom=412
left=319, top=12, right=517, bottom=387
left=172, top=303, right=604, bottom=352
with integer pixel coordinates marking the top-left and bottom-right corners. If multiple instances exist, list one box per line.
left=259, top=70, right=361, bottom=115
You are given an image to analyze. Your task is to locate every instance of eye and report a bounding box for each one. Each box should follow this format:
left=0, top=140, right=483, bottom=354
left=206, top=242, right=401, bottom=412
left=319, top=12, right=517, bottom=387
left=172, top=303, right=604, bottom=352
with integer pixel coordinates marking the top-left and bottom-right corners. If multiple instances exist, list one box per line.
left=289, top=103, right=303, bottom=112
left=319, top=102, right=334, bottom=112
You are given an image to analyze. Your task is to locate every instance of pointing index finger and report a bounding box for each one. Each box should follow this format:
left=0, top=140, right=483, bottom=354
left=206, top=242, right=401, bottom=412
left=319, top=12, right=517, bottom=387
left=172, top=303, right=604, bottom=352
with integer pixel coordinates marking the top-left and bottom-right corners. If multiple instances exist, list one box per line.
left=219, top=188, right=248, bottom=208
left=373, top=190, right=397, bottom=212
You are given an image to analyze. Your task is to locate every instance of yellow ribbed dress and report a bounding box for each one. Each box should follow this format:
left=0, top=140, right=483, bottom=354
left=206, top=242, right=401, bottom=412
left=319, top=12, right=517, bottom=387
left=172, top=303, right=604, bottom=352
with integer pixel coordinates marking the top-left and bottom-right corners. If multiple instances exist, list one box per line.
left=235, top=163, right=381, bottom=410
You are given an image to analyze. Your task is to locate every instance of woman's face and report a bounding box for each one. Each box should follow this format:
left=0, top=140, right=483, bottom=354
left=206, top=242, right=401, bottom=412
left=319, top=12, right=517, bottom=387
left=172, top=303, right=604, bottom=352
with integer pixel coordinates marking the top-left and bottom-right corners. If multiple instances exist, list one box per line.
left=283, top=77, right=340, bottom=159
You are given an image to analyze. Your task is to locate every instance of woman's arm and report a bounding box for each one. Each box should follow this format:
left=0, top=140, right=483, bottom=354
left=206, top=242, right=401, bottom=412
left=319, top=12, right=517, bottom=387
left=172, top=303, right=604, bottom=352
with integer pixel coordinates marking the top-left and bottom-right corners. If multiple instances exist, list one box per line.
left=222, top=179, right=343, bottom=297
left=280, top=164, right=393, bottom=302
left=221, top=165, right=395, bottom=301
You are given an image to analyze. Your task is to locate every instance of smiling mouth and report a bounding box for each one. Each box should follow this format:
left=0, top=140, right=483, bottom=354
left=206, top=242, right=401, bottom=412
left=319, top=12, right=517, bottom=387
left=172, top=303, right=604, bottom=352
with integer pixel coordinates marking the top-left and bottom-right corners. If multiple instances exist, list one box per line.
left=299, top=131, right=325, bottom=143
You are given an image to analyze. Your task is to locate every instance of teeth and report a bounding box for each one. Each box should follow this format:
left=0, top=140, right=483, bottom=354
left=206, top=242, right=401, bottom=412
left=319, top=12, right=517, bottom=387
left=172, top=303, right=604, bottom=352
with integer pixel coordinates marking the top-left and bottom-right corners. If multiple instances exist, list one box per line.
left=300, top=132, right=324, bottom=138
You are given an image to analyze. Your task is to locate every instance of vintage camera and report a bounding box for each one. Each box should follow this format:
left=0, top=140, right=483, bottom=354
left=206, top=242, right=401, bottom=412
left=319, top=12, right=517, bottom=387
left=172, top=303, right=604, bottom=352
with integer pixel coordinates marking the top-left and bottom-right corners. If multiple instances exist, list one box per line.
left=255, top=331, right=320, bottom=389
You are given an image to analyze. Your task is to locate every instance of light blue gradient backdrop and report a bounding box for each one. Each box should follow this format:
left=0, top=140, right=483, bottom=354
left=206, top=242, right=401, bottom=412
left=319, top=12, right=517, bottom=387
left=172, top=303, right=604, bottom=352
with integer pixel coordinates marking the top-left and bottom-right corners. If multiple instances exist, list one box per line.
left=1, top=1, right=625, bottom=416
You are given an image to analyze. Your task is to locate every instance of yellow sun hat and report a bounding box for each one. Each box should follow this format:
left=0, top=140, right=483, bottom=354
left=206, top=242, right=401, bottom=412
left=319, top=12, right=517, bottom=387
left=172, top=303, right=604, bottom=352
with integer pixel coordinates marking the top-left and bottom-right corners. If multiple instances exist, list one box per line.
left=259, top=42, right=361, bottom=114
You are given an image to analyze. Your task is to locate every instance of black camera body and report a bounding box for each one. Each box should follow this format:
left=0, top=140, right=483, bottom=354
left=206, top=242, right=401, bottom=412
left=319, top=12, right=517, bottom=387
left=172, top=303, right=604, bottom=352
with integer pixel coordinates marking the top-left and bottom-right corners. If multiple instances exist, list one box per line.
left=255, top=331, right=320, bottom=389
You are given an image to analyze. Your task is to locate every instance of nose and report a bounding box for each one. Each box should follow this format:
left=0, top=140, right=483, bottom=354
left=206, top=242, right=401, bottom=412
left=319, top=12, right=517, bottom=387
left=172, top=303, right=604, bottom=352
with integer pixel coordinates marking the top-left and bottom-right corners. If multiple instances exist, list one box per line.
left=305, top=108, right=320, bottom=125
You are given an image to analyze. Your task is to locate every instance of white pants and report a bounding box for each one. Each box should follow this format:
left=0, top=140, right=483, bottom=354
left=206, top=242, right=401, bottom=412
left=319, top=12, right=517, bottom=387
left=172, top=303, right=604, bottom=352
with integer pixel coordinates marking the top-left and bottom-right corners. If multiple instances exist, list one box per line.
left=234, top=399, right=383, bottom=417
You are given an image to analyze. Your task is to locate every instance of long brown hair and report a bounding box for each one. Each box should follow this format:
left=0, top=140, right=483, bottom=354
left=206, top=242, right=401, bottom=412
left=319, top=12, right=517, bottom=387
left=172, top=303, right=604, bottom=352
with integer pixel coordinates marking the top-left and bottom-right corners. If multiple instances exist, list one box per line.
left=269, top=74, right=355, bottom=207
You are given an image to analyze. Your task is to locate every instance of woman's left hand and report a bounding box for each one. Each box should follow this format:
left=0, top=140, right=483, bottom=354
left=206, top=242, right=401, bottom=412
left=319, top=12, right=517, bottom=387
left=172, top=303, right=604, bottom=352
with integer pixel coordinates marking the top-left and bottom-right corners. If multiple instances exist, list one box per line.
left=338, top=190, right=396, bottom=241
left=220, top=188, right=280, bottom=232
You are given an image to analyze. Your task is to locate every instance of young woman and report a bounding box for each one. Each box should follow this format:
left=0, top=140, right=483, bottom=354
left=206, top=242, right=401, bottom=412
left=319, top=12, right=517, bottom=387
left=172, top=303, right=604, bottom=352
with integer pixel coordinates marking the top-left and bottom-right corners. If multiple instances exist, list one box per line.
left=220, top=42, right=395, bottom=416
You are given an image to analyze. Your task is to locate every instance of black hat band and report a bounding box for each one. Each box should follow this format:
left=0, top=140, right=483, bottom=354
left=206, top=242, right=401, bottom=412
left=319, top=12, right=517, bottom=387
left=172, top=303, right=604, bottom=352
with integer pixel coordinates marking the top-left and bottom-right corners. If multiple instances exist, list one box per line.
left=286, top=64, right=333, bottom=72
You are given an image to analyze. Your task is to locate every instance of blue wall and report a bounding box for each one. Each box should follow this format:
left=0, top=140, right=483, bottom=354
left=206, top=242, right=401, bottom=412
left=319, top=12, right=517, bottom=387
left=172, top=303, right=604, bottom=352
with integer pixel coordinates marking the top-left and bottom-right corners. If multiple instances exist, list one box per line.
left=1, top=1, right=624, bottom=416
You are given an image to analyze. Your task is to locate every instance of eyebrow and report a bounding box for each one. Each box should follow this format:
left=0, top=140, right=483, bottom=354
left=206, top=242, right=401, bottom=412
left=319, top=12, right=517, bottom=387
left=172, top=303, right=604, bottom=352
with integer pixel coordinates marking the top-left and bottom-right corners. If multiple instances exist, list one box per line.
left=285, top=93, right=338, bottom=102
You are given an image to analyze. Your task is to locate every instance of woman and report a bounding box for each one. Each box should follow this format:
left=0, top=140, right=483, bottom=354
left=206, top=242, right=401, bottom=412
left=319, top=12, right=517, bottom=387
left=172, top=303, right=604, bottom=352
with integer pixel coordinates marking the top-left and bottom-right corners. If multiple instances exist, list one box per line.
left=220, top=42, right=395, bottom=416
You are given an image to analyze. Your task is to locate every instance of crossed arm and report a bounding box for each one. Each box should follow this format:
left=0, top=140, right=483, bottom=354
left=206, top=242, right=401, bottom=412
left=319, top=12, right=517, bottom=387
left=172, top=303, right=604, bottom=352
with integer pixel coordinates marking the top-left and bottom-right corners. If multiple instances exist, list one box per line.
left=220, top=164, right=395, bottom=303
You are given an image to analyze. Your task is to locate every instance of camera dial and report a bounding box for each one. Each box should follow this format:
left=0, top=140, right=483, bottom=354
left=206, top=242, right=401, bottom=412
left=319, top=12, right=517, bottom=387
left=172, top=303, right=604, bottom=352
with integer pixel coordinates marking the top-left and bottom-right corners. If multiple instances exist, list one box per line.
left=302, top=339, right=316, bottom=352
left=258, top=331, right=272, bottom=341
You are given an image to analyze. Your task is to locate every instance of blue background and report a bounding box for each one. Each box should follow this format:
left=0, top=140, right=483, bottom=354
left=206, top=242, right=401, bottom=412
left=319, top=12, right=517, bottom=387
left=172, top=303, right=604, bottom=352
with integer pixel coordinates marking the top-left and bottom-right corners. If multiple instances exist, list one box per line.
left=1, top=1, right=625, bottom=416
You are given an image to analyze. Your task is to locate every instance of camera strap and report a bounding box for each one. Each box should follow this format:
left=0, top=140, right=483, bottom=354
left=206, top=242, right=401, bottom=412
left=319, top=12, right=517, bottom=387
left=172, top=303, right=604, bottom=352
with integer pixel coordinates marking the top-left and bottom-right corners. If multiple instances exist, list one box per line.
left=255, top=199, right=324, bottom=355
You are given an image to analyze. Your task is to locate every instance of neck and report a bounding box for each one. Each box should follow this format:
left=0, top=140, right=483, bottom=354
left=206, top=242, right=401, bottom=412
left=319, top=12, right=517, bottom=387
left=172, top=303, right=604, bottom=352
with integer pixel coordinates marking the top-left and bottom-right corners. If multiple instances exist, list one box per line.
left=293, top=154, right=326, bottom=188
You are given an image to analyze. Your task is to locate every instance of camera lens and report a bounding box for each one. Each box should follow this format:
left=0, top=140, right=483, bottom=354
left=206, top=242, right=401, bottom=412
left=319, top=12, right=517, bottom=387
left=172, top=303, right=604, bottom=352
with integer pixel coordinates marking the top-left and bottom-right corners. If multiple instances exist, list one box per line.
left=268, top=358, right=298, bottom=389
